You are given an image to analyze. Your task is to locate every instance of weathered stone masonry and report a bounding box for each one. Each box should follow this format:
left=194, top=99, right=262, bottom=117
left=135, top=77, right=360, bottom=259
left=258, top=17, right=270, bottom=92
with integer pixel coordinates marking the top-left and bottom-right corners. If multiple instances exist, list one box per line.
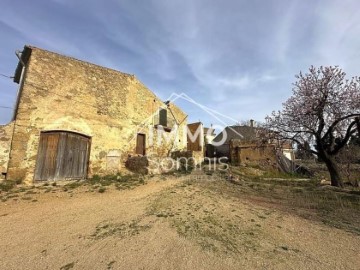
left=0, top=122, right=14, bottom=179
left=5, top=46, right=187, bottom=184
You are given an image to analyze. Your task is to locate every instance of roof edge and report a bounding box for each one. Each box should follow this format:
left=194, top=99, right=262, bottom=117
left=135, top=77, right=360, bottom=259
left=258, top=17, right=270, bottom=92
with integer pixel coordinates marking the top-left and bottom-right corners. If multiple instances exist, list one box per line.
left=13, top=45, right=32, bottom=83
left=23, top=45, right=134, bottom=78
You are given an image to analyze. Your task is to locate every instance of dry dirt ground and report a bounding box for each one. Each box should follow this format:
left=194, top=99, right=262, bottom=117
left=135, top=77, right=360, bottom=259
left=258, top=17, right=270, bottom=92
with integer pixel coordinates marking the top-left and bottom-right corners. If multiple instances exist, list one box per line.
left=0, top=173, right=359, bottom=270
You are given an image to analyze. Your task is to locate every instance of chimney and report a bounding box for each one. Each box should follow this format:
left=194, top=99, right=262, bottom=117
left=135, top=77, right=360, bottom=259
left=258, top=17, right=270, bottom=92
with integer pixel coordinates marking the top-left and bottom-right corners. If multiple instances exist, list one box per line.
left=250, top=119, right=255, bottom=128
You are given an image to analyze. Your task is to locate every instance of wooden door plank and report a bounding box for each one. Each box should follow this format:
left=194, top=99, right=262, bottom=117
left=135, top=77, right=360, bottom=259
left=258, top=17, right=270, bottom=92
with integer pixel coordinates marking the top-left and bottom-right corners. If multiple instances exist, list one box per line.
left=34, top=134, right=48, bottom=180
left=43, top=133, right=59, bottom=180
left=136, top=134, right=145, bottom=155
left=54, top=132, right=67, bottom=180
left=34, top=133, right=59, bottom=181
left=35, top=131, right=90, bottom=181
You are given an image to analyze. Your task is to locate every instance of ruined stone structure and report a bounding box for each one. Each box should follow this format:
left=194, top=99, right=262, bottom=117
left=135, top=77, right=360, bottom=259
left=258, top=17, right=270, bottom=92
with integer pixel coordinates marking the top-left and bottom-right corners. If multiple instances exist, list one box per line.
left=229, top=139, right=277, bottom=168
left=3, top=45, right=188, bottom=184
left=213, top=124, right=294, bottom=163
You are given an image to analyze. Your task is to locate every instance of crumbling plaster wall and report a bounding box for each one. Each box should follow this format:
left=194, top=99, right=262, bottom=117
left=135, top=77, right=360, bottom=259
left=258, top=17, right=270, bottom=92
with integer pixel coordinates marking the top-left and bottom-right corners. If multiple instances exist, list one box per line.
left=0, top=122, right=14, bottom=179
left=7, top=47, right=187, bottom=184
left=230, top=139, right=277, bottom=167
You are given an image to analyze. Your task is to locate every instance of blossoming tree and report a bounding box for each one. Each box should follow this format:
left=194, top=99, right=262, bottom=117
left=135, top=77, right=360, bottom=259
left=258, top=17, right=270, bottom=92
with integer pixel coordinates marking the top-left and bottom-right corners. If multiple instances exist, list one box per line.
left=266, top=66, right=360, bottom=187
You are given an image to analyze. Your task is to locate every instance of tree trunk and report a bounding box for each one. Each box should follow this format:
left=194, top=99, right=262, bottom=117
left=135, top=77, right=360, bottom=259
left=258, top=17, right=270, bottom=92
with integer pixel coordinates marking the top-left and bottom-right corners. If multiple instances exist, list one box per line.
left=322, top=155, right=343, bottom=187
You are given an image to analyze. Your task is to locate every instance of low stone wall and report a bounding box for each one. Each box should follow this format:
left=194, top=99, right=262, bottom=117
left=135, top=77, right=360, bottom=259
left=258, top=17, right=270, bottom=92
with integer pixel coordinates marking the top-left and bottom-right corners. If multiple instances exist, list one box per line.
left=125, top=155, right=180, bottom=175
left=0, top=122, right=14, bottom=179
left=125, top=155, right=149, bottom=175
left=125, top=150, right=205, bottom=175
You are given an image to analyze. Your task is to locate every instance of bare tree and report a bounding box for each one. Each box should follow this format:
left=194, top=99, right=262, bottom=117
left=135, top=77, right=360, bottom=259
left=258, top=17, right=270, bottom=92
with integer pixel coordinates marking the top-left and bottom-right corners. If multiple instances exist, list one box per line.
left=265, top=66, right=360, bottom=187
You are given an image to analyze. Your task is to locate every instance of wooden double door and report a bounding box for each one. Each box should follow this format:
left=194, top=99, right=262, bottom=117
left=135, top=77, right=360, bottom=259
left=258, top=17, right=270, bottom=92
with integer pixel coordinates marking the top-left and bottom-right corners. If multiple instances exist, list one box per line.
left=34, top=131, right=91, bottom=181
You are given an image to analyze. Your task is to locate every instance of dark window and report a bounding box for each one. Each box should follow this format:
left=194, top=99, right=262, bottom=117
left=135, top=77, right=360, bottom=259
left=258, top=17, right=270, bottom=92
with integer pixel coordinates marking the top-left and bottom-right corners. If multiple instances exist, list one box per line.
left=159, top=108, right=167, bottom=126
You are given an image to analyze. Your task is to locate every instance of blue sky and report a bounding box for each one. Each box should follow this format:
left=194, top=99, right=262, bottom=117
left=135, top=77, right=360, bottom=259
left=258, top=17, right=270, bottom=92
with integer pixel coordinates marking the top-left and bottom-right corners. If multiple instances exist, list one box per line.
left=1, top=0, right=360, bottom=127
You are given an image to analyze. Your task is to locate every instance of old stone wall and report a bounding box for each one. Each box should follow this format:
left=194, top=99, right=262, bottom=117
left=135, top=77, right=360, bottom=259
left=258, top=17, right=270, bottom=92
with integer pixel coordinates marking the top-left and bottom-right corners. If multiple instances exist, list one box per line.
left=230, top=139, right=277, bottom=167
left=0, top=122, right=14, bottom=179
left=7, top=46, right=187, bottom=184
left=125, top=150, right=204, bottom=175
left=187, top=122, right=203, bottom=151
left=238, top=145, right=277, bottom=167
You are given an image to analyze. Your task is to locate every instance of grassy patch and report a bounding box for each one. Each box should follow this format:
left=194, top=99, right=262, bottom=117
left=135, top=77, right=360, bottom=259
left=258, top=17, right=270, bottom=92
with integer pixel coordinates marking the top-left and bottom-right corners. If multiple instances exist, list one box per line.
left=0, top=181, right=16, bottom=192
left=224, top=167, right=360, bottom=235
left=91, top=218, right=151, bottom=240
left=88, top=174, right=146, bottom=190
left=262, top=170, right=306, bottom=179
left=147, top=184, right=261, bottom=254
left=64, top=181, right=83, bottom=190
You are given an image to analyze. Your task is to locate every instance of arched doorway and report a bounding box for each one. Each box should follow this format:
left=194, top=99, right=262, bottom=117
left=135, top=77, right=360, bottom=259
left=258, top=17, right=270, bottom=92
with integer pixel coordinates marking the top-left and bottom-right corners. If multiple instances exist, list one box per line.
left=34, top=131, right=91, bottom=181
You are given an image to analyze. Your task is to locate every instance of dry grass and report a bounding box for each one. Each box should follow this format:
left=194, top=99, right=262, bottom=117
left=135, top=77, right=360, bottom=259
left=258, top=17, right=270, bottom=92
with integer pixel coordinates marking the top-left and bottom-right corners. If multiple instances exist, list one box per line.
left=299, top=160, right=360, bottom=184
left=91, top=217, right=152, bottom=240
left=0, top=174, right=147, bottom=203
left=143, top=167, right=360, bottom=263
left=1, top=173, right=359, bottom=269
left=147, top=179, right=265, bottom=254
left=226, top=166, right=360, bottom=235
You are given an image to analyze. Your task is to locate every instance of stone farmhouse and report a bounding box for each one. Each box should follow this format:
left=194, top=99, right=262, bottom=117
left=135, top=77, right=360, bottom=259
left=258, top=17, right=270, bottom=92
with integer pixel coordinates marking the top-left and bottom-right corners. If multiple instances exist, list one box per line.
left=0, top=45, right=189, bottom=184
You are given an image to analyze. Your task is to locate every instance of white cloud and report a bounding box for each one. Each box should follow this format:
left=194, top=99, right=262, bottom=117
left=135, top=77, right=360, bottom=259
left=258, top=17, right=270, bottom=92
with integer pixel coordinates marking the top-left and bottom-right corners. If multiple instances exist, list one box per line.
left=217, top=75, right=251, bottom=89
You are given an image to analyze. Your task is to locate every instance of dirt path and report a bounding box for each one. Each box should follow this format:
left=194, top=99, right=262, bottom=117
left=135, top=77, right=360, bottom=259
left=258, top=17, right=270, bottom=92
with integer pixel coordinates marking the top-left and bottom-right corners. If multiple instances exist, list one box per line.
left=0, top=176, right=359, bottom=270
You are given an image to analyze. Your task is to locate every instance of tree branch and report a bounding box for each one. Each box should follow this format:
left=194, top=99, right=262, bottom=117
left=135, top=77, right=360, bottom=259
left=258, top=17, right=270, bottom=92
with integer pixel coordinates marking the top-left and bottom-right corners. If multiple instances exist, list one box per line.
left=330, top=121, right=358, bottom=155
left=322, top=113, right=360, bottom=140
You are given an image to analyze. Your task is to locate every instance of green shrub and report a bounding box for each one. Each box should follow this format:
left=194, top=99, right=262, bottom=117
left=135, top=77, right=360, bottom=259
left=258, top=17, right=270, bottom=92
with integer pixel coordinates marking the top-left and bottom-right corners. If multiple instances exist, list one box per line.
left=65, top=181, right=82, bottom=189
left=92, top=174, right=101, bottom=181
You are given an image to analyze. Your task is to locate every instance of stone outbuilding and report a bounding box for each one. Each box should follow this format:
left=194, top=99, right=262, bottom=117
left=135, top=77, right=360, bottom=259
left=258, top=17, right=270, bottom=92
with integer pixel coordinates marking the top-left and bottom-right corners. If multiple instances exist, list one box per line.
left=1, top=45, right=188, bottom=184
left=212, top=122, right=295, bottom=164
